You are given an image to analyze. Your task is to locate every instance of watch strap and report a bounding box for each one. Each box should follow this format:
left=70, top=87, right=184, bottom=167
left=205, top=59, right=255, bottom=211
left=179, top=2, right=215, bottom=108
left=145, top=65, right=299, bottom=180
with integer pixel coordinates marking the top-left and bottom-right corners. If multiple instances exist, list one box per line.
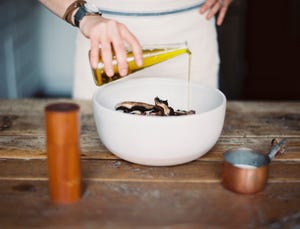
left=63, top=0, right=86, bottom=26
left=74, top=6, right=87, bottom=27
left=74, top=4, right=102, bottom=27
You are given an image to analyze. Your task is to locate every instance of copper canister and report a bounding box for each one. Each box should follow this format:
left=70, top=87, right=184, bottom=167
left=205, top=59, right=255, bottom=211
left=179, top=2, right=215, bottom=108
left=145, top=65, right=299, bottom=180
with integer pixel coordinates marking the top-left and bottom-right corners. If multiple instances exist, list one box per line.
left=221, top=139, right=287, bottom=195
left=222, top=152, right=269, bottom=195
left=45, top=103, right=82, bottom=204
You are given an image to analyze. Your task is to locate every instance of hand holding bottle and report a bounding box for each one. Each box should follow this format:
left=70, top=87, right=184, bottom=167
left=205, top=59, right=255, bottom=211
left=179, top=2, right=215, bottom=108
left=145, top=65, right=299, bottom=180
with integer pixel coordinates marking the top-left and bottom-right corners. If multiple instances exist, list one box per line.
left=79, top=15, right=143, bottom=77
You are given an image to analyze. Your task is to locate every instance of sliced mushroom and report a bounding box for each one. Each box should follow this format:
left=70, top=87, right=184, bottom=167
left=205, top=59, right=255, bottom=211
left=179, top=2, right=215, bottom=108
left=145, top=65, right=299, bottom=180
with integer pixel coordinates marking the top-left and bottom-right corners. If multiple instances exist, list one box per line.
left=115, top=101, right=155, bottom=114
left=174, top=109, right=196, bottom=116
left=154, top=97, right=175, bottom=116
left=115, top=97, right=196, bottom=116
left=149, top=106, right=164, bottom=116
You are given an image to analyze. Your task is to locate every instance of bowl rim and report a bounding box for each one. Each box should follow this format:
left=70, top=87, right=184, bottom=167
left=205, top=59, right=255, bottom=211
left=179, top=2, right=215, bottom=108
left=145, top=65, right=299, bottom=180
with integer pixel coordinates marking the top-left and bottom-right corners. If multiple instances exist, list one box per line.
left=92, top=77, right=226, bottom=120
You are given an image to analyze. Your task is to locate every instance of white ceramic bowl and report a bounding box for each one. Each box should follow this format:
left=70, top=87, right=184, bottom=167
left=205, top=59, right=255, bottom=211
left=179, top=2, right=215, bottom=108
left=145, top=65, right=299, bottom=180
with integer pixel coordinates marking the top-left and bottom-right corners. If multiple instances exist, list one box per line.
left=93, top=77, right=226, bottom=166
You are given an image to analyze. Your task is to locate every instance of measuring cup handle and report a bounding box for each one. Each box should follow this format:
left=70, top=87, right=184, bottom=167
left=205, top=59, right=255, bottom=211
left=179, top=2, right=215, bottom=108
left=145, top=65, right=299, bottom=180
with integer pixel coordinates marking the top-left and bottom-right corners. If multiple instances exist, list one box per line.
left=268, top=138, right=288, bottom=160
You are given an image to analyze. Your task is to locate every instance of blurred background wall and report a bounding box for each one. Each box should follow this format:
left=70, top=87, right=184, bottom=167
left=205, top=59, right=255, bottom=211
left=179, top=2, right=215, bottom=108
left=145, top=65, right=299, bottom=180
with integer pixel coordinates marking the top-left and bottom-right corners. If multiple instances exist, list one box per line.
left=0, top=1, right=42, bottom=98
left=0, top=0, right=299, bottom=100
left=0, top=0, right=76, bottom=98
left=242, top=0, right=300, bottom=100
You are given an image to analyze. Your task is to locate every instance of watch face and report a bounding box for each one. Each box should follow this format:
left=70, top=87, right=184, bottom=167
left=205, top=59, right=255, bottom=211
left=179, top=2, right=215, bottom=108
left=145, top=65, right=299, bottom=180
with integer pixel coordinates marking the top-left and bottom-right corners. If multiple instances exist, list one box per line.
left=85, top=3, right=99, bottom=13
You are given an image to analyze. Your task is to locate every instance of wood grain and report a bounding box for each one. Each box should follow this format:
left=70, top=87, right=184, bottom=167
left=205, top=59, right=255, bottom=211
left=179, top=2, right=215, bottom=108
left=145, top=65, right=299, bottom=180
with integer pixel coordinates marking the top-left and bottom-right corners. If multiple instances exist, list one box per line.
left=0, top=180, right=299, bottom=228
left=1, top=159, right=299, bottom=183
left=0, top=99, right=299, bottom=228
left=0, top=99, right=300, bottom=160
left=1, top=100, right=300, bottom=137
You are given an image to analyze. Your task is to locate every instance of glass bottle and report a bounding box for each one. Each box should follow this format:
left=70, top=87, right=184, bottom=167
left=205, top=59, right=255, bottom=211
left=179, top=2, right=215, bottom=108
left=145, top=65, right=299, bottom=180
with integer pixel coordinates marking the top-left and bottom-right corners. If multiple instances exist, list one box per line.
left=91, top=42, right=191, bottom=86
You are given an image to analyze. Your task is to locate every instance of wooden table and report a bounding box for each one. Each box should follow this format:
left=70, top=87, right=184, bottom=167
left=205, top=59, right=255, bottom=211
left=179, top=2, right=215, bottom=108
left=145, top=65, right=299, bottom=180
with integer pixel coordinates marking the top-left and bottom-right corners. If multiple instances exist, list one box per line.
left=0, top=99, right=299, bottom=228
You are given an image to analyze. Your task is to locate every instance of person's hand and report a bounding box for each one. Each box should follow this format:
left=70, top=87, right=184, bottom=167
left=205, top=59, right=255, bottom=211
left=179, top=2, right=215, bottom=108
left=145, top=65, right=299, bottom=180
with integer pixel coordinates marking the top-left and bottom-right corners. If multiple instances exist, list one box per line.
left=199, top=0, right=233, bottom=26
left=79, top=15, right=143, bottom=77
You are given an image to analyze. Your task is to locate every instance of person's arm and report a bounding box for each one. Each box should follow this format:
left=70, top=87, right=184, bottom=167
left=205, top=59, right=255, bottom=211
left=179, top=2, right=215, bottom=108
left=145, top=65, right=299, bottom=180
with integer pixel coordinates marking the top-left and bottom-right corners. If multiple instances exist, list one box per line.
left=38, top=0, right=75, bottom=18
left=38, top=0, right=143, bottom=77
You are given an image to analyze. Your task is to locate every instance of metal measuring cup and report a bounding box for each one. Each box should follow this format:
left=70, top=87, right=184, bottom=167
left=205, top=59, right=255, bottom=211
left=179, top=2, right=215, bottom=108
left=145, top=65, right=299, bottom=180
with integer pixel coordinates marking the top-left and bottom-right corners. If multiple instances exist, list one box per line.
left=221, top=138, right=288, bottom=194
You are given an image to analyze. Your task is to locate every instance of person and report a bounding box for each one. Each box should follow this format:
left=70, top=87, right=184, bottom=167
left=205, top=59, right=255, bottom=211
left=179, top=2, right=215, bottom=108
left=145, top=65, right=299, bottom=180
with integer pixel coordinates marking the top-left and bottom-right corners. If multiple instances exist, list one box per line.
left=39, top=0, right=232, bottom=99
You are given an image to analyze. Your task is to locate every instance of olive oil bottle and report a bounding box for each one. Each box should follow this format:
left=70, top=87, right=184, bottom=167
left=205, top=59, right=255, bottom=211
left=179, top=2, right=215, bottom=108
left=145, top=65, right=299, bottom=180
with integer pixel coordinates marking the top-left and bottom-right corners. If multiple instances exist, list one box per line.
left=91, top=42, right=191, bottom=86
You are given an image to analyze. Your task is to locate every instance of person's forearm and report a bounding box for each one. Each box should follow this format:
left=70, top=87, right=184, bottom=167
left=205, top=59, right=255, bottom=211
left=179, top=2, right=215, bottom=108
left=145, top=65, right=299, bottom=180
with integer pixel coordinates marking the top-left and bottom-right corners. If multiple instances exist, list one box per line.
left=38, top=0, right=76, bottom=18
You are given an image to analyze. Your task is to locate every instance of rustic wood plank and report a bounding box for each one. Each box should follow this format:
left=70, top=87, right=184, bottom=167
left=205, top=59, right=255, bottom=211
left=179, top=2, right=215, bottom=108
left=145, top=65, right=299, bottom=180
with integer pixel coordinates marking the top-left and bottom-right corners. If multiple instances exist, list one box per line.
left=0, top=180, right=299, bottom=228
left=0, top=99, right=93, bottom=114
left=0, top=159, right=299, bottom=183
left=0, top=101, right=96, bottom=135
left=1, top=100, right=299, bottom=116
left=0, top=134, right=114, bottom=159
left=224, top=101, right=300, bottom=137
left=1, top=99, right=299, bottom=160
left=1, top=135, right=299, bottom=161
left=1, top=100, right=300, bottom=137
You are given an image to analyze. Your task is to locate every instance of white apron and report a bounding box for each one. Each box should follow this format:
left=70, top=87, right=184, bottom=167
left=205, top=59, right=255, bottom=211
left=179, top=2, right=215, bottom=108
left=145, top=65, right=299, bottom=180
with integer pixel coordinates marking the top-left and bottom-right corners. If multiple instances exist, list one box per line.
left=73, top=0, right=220, bottom=99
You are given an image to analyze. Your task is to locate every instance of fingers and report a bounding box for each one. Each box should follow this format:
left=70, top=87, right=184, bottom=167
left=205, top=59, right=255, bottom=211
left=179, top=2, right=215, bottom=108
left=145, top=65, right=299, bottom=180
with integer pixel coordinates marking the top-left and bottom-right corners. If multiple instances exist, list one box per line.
left=88, top=19, right=115, bottom=76
left=109, top=22, right=143, bottom=76
left=90, top=38, right=100, bottom=69
left=199, top=0, right=231, bottom=25
left=100, top=39, right=114, bottom=77
left=107, top=21, right=129, bottom=76
left=199, top=0, right=215, bottom=14
left=120, top=25, right=143, bottom=67
left=85, top=17, right=142, bottom=78
left=206, top=2, right=223, bottom=20
left=216, top=5, right=228, bottom=26
left=107, top=22, right=143, bottom=76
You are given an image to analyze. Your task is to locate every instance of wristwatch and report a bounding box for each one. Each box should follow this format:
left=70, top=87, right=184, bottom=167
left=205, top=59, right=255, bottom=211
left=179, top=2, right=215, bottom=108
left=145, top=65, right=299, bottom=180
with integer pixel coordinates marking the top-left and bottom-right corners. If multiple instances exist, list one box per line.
left=74, top=2, right=102, bottom=27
